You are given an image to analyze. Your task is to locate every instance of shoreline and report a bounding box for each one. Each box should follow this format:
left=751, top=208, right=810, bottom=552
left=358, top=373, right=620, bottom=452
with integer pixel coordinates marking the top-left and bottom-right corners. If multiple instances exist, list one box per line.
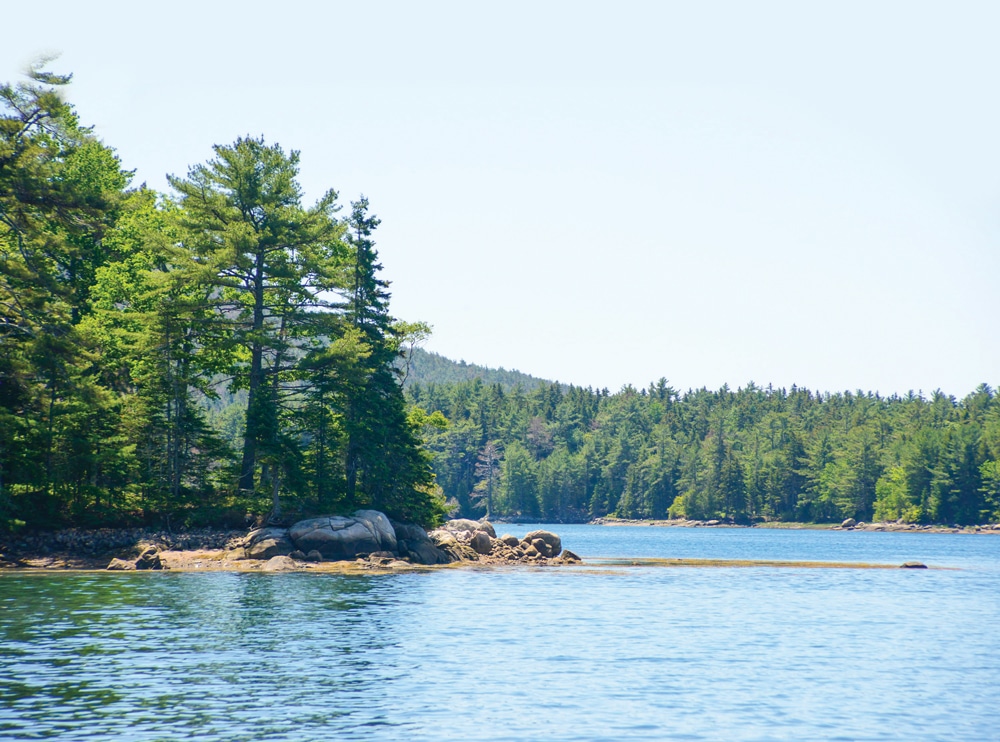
left=0, top=548, right=582, bottom=573
left=2, top=517, right=995, bottom=572
left=0, top=520, right=580, bottom=572
left=590, top=517, right=1000, bottom=534
left=0, top=552, right=936, bottom=573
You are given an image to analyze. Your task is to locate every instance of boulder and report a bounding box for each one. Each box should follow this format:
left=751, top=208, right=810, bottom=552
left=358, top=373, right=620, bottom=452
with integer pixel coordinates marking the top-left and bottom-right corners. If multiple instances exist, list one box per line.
left=393, top=522, right=451, bottom=565
left=245, top=527, right=295, bottom=560
left=499, top=534, right=520, bottom=547
left=106, top=557, right=135, bottom=571
left=305, top=550, right=323, bottom=563
left=135, top=546, right=162, bottom=570
left=428, top=529, right=480, bottom=562
left=442, top=519, right=497, bottom=538
left=261, top=555, right=298, bottom=572
left=560, top=550, right=582, bottom=563
left=900, top=562, right=928, bottom=569
left=469, top=531, right=493, bottom=555
left=288, top=550, right=306, bottom=561
left=842, top=518, right=857, bottom=528
left=523, top=530, right=561, bottom=558
left=289, top=510, right=397, bottom=561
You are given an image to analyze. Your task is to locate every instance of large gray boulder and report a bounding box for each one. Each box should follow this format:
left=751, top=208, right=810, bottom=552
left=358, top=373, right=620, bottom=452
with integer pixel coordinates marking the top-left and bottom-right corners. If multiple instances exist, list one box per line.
left=289, top=510, right=397, bottom=561
left=245, top=527, right=295, bottom=559
left=393, top=522, right=451, bottom=565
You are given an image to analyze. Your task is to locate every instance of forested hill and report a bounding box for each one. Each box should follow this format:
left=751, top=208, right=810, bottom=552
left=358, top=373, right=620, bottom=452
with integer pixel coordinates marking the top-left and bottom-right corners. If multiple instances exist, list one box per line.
left=406, top=379, right=1000, bottom=527
left=403, top=348, right=557, bottom=391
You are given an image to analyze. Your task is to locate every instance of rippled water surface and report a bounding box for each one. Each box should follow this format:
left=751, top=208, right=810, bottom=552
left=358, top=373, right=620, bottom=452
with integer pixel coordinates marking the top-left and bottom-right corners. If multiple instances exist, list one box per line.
left=2, top=526, right=999, bottom=741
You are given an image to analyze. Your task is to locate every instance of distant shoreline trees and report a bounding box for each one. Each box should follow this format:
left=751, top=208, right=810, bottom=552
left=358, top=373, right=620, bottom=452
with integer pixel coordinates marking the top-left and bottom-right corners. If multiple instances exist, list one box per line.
left=406, top=379, right=1000, bottom=526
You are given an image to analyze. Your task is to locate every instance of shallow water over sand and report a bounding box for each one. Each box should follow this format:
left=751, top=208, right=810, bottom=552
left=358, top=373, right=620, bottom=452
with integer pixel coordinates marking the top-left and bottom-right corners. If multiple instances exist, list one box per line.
left=2, top=526, right=998, bottom=740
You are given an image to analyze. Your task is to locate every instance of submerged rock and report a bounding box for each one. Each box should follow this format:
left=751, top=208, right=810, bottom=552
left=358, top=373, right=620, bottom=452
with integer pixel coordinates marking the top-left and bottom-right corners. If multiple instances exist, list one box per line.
left=900, top=562, right=928, bottom=569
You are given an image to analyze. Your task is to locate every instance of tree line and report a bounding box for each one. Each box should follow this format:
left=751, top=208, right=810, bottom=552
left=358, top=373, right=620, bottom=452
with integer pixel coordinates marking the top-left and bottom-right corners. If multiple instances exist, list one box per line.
left=0, top=64, right=444, bottom=530
left=407, top=377, right=1000, bottom=525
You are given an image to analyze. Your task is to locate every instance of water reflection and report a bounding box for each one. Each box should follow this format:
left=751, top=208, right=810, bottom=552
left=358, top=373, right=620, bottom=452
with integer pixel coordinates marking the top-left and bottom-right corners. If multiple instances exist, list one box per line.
left=1, top=528, right=999, bottom=741
left=0, top=572, right=409, bottom=741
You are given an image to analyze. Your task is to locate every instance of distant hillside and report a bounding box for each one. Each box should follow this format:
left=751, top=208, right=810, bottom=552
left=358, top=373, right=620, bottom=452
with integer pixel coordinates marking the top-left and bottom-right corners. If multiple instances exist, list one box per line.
left=402, top=348, right=556, bottom=391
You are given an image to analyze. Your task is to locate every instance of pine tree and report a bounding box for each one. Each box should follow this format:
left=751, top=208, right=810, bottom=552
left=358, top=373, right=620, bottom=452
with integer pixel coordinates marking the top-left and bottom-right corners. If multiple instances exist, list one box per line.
left=168, top=137, right=342, bottom=516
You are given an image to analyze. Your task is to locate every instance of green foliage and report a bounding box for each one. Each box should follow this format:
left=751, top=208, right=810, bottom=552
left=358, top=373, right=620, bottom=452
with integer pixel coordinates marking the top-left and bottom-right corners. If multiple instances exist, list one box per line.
left=408, top=380, right=1000, bottom=525
left=0, top=65, right=447, bottom=530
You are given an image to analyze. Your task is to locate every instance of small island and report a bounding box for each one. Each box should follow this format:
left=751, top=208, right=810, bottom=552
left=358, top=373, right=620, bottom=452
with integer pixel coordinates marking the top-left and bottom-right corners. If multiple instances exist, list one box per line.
left=0, top=511, right=580, bottom=572
left=2, top=63, right=999, bottom=557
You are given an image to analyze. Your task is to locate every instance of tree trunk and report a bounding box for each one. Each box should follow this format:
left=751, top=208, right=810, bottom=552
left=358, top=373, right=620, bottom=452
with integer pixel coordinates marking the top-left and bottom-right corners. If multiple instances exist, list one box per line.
left=238, top=251, right=267, bottom=492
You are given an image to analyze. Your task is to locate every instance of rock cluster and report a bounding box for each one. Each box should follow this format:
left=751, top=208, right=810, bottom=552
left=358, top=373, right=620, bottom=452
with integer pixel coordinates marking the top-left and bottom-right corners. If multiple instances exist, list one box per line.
left=75, top=510, right=577, bottom=570
left=228, top=511, right=580, bottom=568
left=428, top=522, right=580, bottom=566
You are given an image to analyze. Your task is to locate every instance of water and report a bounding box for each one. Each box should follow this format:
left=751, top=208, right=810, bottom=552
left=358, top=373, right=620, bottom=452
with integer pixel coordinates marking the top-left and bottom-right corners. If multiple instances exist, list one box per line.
left=2, top=526, right=998, bottom=741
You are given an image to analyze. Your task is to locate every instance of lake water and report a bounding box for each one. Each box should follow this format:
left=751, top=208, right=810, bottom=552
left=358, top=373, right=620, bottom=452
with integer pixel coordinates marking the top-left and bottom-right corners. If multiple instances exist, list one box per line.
left=2, top=525, right=998, bottom=741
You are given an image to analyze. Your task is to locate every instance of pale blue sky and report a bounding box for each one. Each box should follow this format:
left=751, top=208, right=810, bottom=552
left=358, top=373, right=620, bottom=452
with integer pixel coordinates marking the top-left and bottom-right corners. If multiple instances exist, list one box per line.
left=4, top=1, right=998, bottom=396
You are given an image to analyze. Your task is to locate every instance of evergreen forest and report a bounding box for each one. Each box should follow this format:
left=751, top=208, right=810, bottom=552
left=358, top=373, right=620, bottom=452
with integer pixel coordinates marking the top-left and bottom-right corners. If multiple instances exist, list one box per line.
left=409, top=378, right=1000, bottom=526
left=3, top=65, right=999, bottom=532
left=0, top=65, right=443, bottom=530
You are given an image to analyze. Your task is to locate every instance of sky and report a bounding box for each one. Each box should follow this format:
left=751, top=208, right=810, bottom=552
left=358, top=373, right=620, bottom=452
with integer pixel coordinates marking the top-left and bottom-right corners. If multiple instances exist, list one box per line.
left=4, top=1, right=998, bottom=397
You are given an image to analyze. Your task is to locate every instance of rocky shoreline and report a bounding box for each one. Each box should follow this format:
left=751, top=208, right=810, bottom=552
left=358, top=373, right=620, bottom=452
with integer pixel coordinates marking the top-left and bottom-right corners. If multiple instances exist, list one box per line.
left=0, top=512, right=581, bottom=572
left=591, top=516, right=1000, bottom=534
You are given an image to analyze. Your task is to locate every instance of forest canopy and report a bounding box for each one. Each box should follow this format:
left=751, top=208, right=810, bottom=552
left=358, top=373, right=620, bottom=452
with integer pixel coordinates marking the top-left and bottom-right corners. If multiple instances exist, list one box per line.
left=0, top=64, right=444, bottom=529
left=409, top=378, right=1000, bottom=526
